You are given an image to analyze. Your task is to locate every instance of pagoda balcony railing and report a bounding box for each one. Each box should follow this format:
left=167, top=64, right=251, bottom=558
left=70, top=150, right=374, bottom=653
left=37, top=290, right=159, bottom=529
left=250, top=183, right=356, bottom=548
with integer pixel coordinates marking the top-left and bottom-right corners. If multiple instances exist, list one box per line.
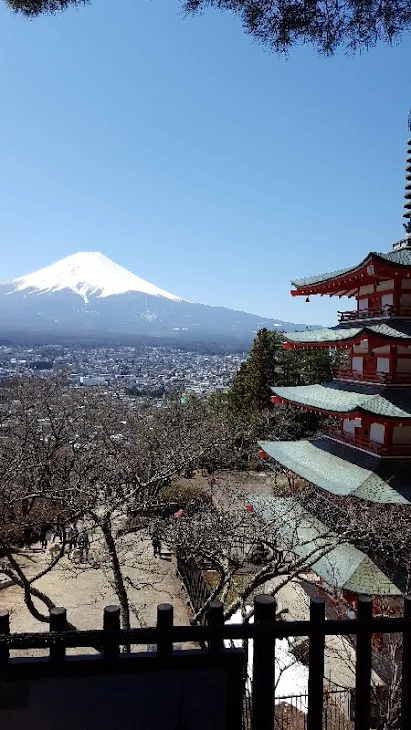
left=327, top=426, right=411, bottom=457
left=333, top=368, right=411, bottom=385
left=338, top=305, right=411, bottom=323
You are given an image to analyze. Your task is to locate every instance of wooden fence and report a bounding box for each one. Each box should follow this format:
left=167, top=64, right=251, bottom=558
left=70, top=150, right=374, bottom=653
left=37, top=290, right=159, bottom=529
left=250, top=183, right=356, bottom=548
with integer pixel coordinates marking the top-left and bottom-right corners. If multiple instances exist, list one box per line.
left=1, top=595, right=411, bottom=729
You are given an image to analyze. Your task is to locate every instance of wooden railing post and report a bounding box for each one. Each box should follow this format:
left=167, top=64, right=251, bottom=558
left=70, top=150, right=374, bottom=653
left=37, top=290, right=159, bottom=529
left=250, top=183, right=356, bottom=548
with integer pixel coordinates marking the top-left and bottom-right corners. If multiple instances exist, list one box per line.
left=0, top=610, right=10, bottom=665
left=49, top=607, right=67, bottom=662
left=208, top=600, right=224, bottom=652
left=401, top=595, right=411, bottom=730
left=157, top=603, right=173, bottom=655
left=355, top=596, right=373, bottom=730
left=307, top=597, right=325, bottom=730
left=252, top=594, right=276, bottom=730
left=103, top=605, right=120, bottom=660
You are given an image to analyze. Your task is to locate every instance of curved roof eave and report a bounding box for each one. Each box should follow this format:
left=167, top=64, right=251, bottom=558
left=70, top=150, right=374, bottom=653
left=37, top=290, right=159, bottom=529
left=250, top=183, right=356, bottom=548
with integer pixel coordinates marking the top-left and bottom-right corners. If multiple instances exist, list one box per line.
left=258, top=439, right=409, bottom=504
left=270, top=385, right=411, bottom=420
left=251, top=495, right=402, bottom=595
left=284, top=324, right=411, bottom=346
left=291, top=250, right=411, bottom=290
left=291, top=252, right=373, bottom=289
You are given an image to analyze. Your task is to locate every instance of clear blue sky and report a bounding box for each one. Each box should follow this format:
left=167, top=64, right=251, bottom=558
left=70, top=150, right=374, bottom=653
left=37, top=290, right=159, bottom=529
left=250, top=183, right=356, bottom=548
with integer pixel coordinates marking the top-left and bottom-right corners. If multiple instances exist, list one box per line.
left=0, top=0, right=410, bottom=326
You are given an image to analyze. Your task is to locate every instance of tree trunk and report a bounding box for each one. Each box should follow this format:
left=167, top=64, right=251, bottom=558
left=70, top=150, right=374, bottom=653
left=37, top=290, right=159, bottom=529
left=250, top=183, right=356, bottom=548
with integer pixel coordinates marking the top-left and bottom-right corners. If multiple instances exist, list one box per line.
left=100, top=518, right=131, bottom=632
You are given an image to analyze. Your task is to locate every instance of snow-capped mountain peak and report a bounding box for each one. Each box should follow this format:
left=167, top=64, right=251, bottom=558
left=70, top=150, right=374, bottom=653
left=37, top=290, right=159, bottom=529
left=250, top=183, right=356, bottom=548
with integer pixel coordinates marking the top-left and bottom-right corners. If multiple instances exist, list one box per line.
left=7, top=251, right=183, bottom=303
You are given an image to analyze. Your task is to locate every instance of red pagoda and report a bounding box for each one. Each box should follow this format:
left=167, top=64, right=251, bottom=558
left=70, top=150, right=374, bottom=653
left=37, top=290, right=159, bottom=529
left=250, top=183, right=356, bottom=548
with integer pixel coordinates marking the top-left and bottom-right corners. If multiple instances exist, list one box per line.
left=259, top=121, right=411, bottom=508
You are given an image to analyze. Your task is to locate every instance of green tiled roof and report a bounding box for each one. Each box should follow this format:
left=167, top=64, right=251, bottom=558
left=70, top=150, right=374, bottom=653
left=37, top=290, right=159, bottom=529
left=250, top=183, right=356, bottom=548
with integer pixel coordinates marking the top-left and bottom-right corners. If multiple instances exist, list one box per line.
left=371, top=322, right=411, bottom=338
left=285, top=323, right=411, bottom=345
left=379, top=249, right=411, bottom=266
left=271, top=383, right=411, bottom=419
left=292, top=249, right=411, bottom=289
left=292, top=265, right=360, bottom=288
left=258, top=439, right=409, bottom=503
left=285, top=328, right=362, bottom=344
left=252, top=497, right=402, bottom=596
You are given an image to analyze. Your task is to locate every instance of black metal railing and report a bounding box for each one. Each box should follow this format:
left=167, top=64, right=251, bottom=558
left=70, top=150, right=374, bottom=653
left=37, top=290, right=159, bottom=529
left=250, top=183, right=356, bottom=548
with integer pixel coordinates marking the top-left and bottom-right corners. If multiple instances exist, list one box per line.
left=242, top=689, right=353, bottom=730
left=177, top=553, right=212, bottom=621
left=1, top=595, right=411, bottom=730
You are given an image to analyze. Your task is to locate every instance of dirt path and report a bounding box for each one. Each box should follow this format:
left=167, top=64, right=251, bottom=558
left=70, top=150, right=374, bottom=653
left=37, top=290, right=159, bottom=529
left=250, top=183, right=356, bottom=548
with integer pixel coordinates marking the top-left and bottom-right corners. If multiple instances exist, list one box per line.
left=0, top=469, right=284, bottom=649
left=0, top=529, right=192, bottom=655
left=173, top=468, right=282, bottom=509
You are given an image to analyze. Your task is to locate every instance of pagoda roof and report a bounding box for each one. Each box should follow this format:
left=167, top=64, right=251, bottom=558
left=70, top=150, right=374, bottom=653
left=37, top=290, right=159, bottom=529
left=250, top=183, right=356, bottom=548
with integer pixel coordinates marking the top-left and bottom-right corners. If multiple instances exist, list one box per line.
left=270, top=382, right=411, bottom=419
left=258, top=438, right=410, bottom=503
left=251, top=497, right=402, bottom=595
left=284, top=321, right=411, bottom=346
left=292, top=248, right=411, bottom=290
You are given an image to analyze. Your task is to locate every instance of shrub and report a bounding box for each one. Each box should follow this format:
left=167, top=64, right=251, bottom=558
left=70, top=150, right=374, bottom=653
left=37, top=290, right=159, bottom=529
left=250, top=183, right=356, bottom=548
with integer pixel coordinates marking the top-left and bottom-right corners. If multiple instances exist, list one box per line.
left=159, top=483, right=210, bottom=508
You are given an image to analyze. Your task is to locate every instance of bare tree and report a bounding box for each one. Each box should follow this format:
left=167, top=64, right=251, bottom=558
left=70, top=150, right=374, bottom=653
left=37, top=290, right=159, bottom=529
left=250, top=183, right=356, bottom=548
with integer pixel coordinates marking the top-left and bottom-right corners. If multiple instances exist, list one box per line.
left=300, top=486, right=411, bottom=592
left=160, top=479, right=348, bottom=624
left=0, top=379, right=243, bottom=630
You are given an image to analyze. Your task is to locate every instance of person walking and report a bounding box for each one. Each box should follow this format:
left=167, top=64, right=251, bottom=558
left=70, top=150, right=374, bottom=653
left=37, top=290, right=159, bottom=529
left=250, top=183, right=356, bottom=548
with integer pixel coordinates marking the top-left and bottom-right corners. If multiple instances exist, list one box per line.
left=22, top=525, right=33, bottom=549
left=52, top=523, right=63, bottom=543
left=66, top=523, right=77, bottom=552
left=77, top=530, right=90, bottom=562
left=152, top=531, right=162, bottom=558
left=40, top=523, right=49, bottom=551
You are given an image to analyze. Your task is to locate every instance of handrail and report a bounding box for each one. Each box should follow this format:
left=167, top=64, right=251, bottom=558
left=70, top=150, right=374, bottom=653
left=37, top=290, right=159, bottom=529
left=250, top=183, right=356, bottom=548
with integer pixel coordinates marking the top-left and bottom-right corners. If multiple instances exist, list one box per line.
left=327, top=427, right=384, bottom=454
left=327, top=427, right=411, bottom=456
left=333, top=369, right=385, bottom=383
left=338, top=305, right=411, bottom=322
left=333, top=369, right=411, bottom=385
left=1, top=610, right=411, bottom=647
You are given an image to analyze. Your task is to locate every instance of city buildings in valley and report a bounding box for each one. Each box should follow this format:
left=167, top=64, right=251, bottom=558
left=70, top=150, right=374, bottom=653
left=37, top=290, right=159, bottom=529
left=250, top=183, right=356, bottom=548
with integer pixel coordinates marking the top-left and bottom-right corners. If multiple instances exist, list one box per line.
left=0, top=343, right=245, bottom=401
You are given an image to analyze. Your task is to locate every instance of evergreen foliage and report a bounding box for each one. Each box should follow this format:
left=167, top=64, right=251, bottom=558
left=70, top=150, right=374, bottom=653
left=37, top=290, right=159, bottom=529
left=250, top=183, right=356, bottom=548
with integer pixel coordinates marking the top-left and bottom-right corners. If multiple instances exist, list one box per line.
left=6, top=0, right=87, bottom=14
left=186, top=1, right=411, bottom=54
left=228, top=327, right=338, bottom=440
left=7, top=1, right=411, bottom=56
left=229, top=328, right=284, bottom=416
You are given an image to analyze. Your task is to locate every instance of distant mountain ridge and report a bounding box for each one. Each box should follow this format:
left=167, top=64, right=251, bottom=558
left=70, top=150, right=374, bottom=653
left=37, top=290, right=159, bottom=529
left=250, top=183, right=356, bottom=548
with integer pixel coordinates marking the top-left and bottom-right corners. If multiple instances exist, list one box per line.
left=0, top=252, right=320, bottom=345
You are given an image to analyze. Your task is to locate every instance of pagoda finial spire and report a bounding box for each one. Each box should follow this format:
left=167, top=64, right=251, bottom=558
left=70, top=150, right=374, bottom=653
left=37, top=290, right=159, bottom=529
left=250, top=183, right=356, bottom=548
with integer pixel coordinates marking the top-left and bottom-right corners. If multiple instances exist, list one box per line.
left=404, top=111, right=411, bottom=236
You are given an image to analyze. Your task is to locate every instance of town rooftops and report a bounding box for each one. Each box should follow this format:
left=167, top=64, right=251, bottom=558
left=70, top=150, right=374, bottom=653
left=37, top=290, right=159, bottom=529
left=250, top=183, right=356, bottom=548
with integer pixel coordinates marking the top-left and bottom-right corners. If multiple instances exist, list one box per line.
left=258, top=438, right=410, bottom=503
left=251, top=496, right=402, bottom=596
left=270, top=382, right=411, bottom=419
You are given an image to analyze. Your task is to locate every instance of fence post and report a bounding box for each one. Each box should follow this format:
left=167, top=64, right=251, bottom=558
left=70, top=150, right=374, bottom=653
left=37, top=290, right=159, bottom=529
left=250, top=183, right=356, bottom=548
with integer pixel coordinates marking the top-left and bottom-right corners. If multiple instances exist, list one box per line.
left=157, top=603, right=173, bottom=655
left=355, top=596, right=373, bottom=730
left=49, top=607, right=67, bottom=662
left=401, top=595, right=411, bottom=730
left=252, top=594, right=276, bottom=730
left=307, top=597, right=325, bottom=730
left=208, top=600, right=224, bottom=652
left=0, top=610, right=10, bottom=665
left=103, top=605, right=120, bottom=660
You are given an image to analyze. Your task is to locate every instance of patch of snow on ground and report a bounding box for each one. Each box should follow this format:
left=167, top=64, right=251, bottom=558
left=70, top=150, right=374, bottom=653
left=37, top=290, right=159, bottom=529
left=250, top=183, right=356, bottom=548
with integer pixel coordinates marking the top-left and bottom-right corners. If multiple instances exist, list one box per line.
left=224, top=609, right=309, bottom=713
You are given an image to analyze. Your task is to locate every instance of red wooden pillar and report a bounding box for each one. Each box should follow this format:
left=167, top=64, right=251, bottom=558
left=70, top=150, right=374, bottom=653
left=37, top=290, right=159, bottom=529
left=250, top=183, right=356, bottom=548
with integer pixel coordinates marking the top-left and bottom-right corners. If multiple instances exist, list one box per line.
left=390, top=344, right=398, bottom=382
left=349, top=345, right=355, bottom=374
left=385, top=421, right=394, bottom=452
left=393, top=274, right=402, bottom=314
left=364, top=350, right=377, bottom=380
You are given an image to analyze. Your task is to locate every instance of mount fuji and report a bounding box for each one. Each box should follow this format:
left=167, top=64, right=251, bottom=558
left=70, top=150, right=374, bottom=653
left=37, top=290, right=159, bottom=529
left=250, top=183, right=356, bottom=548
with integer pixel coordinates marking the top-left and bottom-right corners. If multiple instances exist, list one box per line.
left=0, top=252, right=315, bottom=345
